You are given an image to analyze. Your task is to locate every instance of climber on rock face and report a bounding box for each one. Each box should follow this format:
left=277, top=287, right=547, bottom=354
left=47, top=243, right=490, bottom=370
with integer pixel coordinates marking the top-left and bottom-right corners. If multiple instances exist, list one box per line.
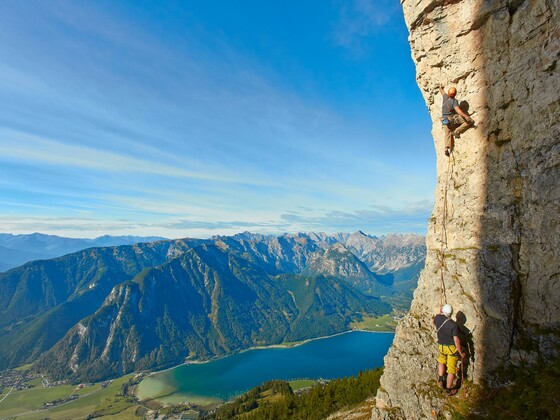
left=434, top=304, right=466, bottom=396
left=439, top=84, right=474, bottom=157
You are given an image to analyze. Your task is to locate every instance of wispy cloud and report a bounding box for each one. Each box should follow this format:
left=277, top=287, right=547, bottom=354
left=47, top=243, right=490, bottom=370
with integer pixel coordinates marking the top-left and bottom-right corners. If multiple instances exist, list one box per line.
left=0, top=1, right=435, bottom=238
left=0, top=128, right=270, bottom=185
left=0, top=216, right=150, bottom=234
left=0, top=200, right=432, bottom=238
left=163, top=219, right=285, bottom=232
left=333, top=0, right=401, bottom=52
left=280, top=201, right=433, bottom=234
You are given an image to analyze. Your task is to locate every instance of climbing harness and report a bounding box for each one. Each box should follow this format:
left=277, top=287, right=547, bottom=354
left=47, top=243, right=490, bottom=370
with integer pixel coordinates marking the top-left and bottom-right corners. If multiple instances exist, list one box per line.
left=436, top=318, right=450, bottom=333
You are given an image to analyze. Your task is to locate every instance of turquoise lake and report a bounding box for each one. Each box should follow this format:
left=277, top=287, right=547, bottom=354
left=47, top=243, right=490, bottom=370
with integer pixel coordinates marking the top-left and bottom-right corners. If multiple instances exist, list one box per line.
left=137, top=331, right=394, bottom=406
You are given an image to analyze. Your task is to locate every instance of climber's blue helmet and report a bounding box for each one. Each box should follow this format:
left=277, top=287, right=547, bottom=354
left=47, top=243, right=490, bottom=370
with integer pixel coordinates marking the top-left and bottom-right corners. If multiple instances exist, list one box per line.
left=442, top=304, right=453, bottom=316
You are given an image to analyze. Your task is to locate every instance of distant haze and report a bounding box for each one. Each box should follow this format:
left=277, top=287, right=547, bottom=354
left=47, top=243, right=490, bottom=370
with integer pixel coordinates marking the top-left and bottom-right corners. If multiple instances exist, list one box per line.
left=0, top=233, right=166, bottom=272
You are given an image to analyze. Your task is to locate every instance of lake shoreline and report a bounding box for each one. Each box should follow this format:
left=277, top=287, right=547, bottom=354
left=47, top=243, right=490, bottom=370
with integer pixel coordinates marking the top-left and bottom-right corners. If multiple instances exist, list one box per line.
left=144, top=328, right=393, bottom=375
left=135, top=329, right=395, bottom=406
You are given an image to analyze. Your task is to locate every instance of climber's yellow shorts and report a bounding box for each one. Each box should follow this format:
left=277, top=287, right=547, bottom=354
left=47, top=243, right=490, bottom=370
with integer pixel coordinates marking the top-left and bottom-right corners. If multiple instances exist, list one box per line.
left=437, top=344, right=459, bottom=374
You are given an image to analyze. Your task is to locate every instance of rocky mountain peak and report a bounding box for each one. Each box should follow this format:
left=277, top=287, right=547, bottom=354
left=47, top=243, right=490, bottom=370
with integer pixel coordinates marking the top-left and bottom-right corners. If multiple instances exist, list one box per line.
left=0, top=231, right=424, bottom=379
left=330, top=242, right=349, bottom=252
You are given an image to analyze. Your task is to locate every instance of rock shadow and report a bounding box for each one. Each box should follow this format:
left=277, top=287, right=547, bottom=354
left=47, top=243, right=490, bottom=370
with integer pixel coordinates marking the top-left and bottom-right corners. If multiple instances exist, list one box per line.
left=455, top=310, right=473, bottom=386
left=472, top=0, right=559, bottom=394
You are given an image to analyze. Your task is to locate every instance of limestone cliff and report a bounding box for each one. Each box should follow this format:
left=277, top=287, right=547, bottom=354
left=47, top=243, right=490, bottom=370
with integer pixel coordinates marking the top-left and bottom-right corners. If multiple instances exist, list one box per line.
left=373, top=0, right=559, bottom=418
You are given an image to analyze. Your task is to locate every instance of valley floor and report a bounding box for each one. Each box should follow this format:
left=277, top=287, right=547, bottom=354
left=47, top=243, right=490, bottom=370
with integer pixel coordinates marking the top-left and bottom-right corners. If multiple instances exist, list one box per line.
left=0, top=321, right=396, bottom=419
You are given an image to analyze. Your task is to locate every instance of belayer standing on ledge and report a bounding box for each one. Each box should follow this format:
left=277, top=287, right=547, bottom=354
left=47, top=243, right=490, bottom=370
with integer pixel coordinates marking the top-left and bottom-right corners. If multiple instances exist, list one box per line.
left=439, top=84, right=474, bottom=156
left=434, top=304, right=466, bottom=396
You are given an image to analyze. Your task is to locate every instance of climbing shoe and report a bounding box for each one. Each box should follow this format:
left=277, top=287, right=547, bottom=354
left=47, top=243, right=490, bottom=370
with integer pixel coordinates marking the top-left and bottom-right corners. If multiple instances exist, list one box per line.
left=437, top=376, right=445, bottom=389
left=446, top=388, right=458, bottom=397
left=444, top=148, right=451, bottom=157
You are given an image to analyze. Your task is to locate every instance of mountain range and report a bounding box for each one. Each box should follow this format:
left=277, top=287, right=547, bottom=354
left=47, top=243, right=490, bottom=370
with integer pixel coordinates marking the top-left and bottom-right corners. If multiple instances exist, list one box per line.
left=0, top=231, right=425, bottom=382
left=0, top=233, right=166, bottom=272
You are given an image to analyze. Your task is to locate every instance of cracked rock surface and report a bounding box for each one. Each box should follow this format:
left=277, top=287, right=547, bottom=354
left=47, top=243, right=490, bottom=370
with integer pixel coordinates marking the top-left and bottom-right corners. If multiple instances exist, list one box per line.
left=373, top=0, right=559, bottom=418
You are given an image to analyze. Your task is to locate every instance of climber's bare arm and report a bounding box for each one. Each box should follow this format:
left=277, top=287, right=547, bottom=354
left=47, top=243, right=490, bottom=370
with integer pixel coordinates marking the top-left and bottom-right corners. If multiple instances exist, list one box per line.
left=454, top=104, right=473, bottom=122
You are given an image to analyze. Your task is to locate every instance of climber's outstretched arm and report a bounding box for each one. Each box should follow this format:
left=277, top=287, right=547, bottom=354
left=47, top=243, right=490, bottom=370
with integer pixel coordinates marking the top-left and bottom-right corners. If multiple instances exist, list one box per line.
left=454, top=104, right=473, bottom=122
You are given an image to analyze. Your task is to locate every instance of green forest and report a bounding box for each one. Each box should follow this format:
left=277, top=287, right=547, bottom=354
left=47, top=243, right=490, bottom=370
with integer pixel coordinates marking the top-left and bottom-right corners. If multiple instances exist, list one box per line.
left=202, top=368, right=383, bottom=420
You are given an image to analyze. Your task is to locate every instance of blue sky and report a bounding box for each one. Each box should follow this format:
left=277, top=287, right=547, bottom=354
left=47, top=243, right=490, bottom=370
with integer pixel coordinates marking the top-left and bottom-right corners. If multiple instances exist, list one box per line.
left=0, top=0, right=434, bottom=239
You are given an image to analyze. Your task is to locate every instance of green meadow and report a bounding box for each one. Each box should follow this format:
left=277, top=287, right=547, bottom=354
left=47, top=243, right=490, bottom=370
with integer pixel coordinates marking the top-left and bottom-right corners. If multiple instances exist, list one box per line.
left=0, top=375, right=137, bottom=420
left=350, top=314, right=397, bottom=332
left=288, top=379, right=316, bottom=391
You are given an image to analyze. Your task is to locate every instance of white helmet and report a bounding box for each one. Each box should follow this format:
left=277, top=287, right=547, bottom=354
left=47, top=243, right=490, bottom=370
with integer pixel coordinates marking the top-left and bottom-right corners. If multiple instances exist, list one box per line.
left=442, top=304, right=453, bottom=316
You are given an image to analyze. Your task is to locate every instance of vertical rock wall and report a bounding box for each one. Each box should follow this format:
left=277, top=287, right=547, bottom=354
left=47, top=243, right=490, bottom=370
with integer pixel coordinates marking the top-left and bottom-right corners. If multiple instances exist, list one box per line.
left=373, top=0, right=559, bottom=418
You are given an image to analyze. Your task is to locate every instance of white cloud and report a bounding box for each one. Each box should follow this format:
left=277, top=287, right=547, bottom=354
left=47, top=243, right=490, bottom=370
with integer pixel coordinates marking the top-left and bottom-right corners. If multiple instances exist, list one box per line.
left=0, top=128, right=271, bottom=185
left=333, top=0, right=400, bottom=51
left=280, top=200, right=433, bottom=234
left=0, top=200, right=433, bottom=238
left=0, top=1, right=435, bottom=240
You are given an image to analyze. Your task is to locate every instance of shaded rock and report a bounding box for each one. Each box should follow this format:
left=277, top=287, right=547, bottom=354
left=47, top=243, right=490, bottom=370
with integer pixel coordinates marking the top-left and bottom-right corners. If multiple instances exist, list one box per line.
left=373, top=0, right=560, bottom=418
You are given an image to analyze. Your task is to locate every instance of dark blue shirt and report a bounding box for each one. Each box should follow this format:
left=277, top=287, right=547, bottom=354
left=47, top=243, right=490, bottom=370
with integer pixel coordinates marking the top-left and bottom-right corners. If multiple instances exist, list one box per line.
left=442, top=93, right=459, bottom=117
left=434, top=314, right=459, bottom=346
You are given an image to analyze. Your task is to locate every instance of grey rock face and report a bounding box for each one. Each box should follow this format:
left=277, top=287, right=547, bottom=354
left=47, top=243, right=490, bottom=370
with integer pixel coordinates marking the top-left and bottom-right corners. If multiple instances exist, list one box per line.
left=373, top=0, right=560, bottom=418
left=217, top=231, right=425, bottom=276
left=346, top=232, right=426, bottom=274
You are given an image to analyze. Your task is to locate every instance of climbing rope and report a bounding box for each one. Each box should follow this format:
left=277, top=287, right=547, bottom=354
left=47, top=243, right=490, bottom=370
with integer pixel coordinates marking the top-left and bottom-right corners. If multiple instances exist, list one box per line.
left=434, top=81, right=468, bottom=396
left=439, top=153, right=467, bottom=397
left=439, top=155, right=452, bottom=307
left=460, top=354, right=465, bottom=396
